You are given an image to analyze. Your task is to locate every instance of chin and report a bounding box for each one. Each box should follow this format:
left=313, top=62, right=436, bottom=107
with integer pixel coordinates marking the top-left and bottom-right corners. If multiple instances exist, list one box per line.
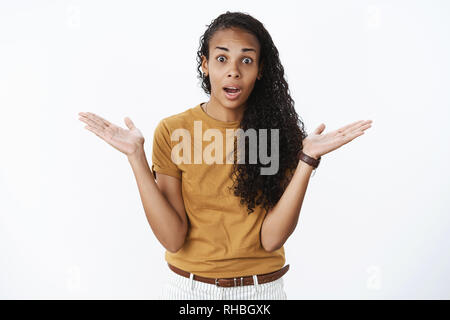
left=221, top=95, right=247, bottom=109
left=221, top=99, right=241, bottom=107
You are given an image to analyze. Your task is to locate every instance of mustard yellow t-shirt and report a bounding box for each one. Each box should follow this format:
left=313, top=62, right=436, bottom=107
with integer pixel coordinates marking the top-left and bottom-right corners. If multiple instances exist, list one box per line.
left=151, top=102, right=286, bottom=278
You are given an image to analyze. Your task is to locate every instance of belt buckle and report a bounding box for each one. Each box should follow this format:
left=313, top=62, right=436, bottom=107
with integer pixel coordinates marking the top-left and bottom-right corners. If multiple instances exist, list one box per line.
left=215, top=277, right=244, bottom=287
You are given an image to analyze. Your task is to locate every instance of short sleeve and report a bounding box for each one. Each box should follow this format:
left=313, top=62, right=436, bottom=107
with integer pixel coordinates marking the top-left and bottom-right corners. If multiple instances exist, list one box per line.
left=151, top=119, right=182, bottom=180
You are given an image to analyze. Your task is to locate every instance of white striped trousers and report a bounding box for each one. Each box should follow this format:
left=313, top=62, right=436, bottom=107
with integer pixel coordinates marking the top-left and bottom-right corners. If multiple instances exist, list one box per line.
left=158, top=267, right=288, bottom=300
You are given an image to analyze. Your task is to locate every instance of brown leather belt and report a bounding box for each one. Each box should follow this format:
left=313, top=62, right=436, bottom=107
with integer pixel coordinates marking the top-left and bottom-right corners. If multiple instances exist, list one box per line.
left=168, top=263, right=289, bottom=288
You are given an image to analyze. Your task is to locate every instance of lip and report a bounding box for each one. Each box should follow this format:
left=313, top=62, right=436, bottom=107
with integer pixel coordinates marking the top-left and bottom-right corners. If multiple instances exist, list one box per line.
left=223, top=86, right=242, bottom=101
left=223, top=84, right=241, bottom=90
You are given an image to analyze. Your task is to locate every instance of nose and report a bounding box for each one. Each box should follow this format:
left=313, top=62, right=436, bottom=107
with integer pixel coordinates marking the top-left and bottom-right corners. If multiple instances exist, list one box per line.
left=227, top=63, right=241, bottom=78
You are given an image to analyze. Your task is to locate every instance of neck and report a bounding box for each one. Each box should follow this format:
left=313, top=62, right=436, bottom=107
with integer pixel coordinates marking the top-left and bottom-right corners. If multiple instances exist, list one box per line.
left=205, top=96, right=246, bottom=122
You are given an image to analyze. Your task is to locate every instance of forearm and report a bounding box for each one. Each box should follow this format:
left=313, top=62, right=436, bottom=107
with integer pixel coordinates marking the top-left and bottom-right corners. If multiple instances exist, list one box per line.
left=127, top=149, right=186, bottom=253
left=261, top=159, right=314, bottom=252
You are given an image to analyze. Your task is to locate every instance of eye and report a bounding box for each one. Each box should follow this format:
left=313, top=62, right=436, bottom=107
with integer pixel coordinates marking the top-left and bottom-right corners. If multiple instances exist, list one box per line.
left=216, top=55, right=253, bottom=64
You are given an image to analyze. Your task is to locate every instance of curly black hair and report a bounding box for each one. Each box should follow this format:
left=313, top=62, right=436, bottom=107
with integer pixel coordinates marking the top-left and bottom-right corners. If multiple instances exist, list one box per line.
left=196, top=11, right=308, bottom=215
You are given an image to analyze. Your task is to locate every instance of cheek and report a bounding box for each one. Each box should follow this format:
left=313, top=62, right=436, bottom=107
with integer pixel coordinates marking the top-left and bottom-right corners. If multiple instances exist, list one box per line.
left=208, top=73, right=222, bottom=89
left=245, top=83, right=256, bottom=96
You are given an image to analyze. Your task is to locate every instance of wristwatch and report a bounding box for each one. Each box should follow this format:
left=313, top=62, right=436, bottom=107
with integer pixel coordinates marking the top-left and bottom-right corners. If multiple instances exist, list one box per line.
left=299, top=150, right=321, bottom=169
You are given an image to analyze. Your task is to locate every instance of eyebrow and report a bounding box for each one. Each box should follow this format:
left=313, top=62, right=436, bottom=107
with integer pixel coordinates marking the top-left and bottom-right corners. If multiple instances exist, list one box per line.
left=214, top=46, right=256, bottom=54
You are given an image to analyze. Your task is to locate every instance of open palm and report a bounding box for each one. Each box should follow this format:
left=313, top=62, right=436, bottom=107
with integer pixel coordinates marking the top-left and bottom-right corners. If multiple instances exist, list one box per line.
left=302, top=119, right=373, bottom=159
left=78, top=112, right=144, bottom=156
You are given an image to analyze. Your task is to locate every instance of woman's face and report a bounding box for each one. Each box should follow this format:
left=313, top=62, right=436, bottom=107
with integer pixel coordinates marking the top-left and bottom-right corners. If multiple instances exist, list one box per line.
left=201, top=27, right=263, bottom=109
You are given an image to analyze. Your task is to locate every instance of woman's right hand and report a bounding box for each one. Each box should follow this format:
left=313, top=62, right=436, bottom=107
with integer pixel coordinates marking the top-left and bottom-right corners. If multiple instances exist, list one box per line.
left=78, top=112, right=145, bottom=157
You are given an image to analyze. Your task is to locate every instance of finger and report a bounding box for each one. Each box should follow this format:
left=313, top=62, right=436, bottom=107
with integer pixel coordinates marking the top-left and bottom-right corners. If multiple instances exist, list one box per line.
left=338, top=121, right=369, bottom=139
left=124, top=117, right=135, bottom=130
left=351, top=130, right=365, bottom=140
left=92, top=112, right=112, bottom=127
left=342, top=125, right=369, bottom=143
left=79, top=116, right=104, bottom=132
left=350, top=121, right=372, bottom=135
left=84, top=125, right=107, bottom=140
left=338, top=120, right=365, bottom=134
left=81, top=112, right=111, bottom=129
left=342, top=120, right=373, bottom=135
left=313, top=123, right=325, bottom=135
left=335, top=131, right=364, bottom=148
left=79, top=113, right=106, bottom=130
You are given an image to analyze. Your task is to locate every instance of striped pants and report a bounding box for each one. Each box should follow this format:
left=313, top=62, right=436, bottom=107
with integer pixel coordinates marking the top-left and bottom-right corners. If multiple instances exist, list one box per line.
left=158, top=267, right=288, bottom=300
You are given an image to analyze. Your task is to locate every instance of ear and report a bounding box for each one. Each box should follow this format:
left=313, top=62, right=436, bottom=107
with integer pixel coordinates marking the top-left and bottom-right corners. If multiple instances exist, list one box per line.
left=201, top=55, right=209, bottom=77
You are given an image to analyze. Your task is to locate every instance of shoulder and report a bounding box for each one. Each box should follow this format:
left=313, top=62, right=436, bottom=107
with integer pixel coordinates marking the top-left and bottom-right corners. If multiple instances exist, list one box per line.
left=156, top=105, right=197, bottom=132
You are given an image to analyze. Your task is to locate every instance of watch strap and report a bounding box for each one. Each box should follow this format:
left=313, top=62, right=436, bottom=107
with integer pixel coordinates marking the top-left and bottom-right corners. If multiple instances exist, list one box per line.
left=299, top=150, right=321, bottom=169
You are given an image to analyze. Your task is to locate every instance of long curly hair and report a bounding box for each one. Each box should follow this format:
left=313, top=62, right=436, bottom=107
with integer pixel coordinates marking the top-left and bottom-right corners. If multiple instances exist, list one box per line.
left=196, top=11, right=308, bottom=215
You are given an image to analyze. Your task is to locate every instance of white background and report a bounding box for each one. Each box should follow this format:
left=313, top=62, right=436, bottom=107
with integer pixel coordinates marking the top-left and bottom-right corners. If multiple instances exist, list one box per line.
left=1, top=0, right=449, bottom=299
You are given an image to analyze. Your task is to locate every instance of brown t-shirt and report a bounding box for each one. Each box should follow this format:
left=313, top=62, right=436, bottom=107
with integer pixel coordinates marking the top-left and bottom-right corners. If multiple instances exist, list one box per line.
left=151, top=102, right=286, bottom=278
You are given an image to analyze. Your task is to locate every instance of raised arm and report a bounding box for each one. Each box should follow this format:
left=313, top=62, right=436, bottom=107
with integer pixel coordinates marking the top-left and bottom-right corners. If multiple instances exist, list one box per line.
left=78, top=112, right=187, bottom=253
left=261, top=119, right=373, bottom=252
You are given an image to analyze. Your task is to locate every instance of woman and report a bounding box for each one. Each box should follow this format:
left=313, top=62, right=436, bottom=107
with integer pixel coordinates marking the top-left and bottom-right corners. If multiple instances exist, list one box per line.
left=78, top=11, right=372, bottom=300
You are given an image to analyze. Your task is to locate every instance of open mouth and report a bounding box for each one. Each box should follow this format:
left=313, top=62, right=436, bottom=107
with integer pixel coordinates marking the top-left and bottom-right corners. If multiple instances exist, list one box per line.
left=223, top=87, right=242, bottom=100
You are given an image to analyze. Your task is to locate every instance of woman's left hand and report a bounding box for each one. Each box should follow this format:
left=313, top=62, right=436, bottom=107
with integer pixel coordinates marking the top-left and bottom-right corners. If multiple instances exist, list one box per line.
left=301, top=119, right=373, bottom=159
